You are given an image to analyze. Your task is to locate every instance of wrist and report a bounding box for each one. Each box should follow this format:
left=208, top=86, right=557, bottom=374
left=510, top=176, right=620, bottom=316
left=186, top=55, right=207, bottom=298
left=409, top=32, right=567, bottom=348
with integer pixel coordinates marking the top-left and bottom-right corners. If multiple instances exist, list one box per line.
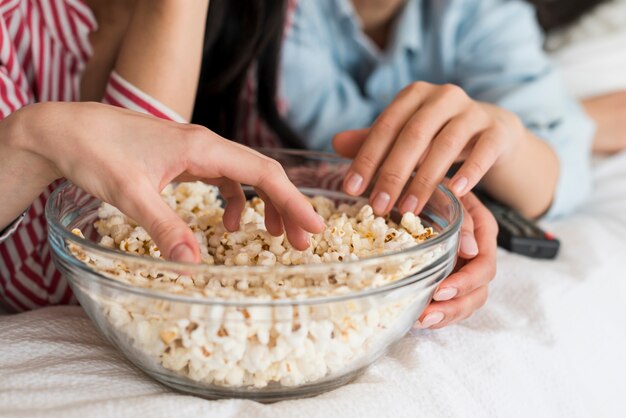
left=483, top=104, right=526, bottom=170
left=6, top=104, right=61, bottom=185
left=0, top=104, right=61, bottom=227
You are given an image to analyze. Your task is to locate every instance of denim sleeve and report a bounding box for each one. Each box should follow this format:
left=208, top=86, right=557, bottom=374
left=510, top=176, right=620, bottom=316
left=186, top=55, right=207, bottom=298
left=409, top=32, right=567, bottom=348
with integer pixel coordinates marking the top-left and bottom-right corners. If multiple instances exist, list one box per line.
left=454, top=0, right=595, bottom=218
left=280, top=0, right=378, bottom=151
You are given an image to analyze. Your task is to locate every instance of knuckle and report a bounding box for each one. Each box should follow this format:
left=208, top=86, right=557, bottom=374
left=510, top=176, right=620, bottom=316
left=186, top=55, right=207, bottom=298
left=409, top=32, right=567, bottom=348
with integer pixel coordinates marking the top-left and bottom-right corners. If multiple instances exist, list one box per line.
left=413, top=172, right=437, bottom=191
left=437, top=130, right=462, bottom=152
left=403, top=81, right=429, bottom=96
left=266, top=158, right=285, bottom=174
left=441, top=83, right=465, bottom=99
left=356, top=153, right=379, bottom=172
left=180, top=124, right=209, bottom=159
left=181, top=123, right=208, bottom=144
left=380, top=170, right=406, bottom=188
left=505, top=109, right=524, bottom=130
left=403, top=121, right=429, bottom=143
left=489, top=122, right=507, bottom=138
left=259, top=159, right=287, bottom=186
left=149, top=218, right=183, bottom=246
left=373, top=115, right=396, bottom=134
left=446, top=304, right=461, bottom=321
left=465, top=158, right=487, bottom=177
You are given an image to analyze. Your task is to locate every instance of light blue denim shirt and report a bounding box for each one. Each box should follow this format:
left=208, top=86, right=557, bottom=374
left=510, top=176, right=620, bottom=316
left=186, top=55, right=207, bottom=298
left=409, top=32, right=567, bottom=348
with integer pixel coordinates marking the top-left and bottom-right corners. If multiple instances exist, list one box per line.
left=280, top=0, right=595, bottom=218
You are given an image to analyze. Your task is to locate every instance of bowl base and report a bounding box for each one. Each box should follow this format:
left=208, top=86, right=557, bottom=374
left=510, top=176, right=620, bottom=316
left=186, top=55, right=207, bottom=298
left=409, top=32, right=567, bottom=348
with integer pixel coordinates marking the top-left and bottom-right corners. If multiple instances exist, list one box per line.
left=144, top=367, right=367, bottom=403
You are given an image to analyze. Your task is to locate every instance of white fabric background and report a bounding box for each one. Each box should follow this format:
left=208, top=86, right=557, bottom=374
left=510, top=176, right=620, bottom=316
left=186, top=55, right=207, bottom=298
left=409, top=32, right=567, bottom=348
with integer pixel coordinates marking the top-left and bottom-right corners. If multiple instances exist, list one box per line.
left=547, top=0, right=626, bottom=98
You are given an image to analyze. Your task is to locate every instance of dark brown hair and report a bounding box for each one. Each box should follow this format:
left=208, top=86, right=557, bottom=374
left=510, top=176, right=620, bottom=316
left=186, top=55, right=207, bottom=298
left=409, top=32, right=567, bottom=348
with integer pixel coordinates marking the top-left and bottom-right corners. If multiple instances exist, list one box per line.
left=192, top=0, right=303, bottom=148
left=528, top=0, right=608, bottom=31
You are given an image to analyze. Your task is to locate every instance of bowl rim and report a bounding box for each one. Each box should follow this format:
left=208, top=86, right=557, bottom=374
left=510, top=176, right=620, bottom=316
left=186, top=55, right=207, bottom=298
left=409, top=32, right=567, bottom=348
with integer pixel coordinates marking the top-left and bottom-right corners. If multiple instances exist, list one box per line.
left=46, top=149, right=462, bottom=306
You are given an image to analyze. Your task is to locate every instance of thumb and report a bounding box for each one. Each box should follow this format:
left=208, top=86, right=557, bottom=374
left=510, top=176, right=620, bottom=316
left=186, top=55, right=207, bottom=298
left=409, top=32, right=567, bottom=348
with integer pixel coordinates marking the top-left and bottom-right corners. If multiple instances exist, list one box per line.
left=117, top=187, right=201, bottom=263
left=458, top=200, right=479, bottom=259
left=332, top=128, right=369, bottom=158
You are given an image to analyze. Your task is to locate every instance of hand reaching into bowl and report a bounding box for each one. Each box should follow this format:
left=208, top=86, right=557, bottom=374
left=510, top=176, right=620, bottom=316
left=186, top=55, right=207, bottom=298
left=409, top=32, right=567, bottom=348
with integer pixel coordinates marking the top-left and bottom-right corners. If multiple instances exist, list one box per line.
left=0, top=102, right=324, bottom=262
left=333, top=133, right=498, bottom=329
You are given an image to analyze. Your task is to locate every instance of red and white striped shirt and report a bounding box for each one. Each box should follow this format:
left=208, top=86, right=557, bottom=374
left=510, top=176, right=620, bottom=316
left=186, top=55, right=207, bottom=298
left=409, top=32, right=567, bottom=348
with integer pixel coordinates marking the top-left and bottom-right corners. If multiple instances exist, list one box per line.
left=0, top=0, right=281, bottom=312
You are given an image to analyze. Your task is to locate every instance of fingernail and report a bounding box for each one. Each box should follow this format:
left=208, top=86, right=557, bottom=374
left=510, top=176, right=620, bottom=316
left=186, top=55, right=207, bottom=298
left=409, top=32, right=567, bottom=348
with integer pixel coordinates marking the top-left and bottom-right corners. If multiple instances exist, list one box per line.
left=420, top=312, right=445, bottom=328
left=400, top=195, right=419, bottom=214
left=451, top=176, right=468, bottom=195
left=434, top=287, right=458, bottom=301
left=371, top=192, right=391, bottom=215
left=317, top=214, right=326, bottom=227
left=345, top=172, right=364, bottom=195
left=460, top=232, right=479, bottom=257
left=170, top=244, right=196, bottom=263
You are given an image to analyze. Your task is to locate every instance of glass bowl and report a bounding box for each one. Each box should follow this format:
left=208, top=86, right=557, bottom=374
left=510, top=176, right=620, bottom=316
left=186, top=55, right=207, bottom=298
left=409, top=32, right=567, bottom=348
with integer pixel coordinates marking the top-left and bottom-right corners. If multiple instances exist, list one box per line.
left=46, top=149, right=462, bottom=402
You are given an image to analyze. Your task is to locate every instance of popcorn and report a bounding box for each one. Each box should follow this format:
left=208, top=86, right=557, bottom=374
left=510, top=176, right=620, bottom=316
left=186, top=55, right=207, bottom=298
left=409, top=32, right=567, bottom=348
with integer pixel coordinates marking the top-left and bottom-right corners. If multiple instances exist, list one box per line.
left=69, top=182, right=443, bottom=391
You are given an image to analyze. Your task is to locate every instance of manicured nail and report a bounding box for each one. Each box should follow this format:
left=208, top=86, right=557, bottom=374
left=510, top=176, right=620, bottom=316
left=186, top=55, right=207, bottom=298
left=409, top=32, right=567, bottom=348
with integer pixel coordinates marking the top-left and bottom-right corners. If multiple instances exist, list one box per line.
left=400, top=195, right=419, bottom=214
left=170, top=244, right=196, bottom=263
left=317, top=214, right=326, bottom=228
left=451, top=176, right=468, bottom=195
left=420, top=312, right=445, bottom=328
left=345, top=172, right=364, bottom=195
left=434, top=287, right=458, bottom=301
left=371, top=191, right=391, bottom=215
left=460, top=232, right=479, bottom=257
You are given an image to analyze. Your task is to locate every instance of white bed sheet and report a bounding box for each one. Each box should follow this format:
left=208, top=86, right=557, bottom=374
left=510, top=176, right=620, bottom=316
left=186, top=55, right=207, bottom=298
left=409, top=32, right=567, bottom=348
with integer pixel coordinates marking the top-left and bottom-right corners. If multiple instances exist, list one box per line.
left=1, top=150, right=626, bottom=418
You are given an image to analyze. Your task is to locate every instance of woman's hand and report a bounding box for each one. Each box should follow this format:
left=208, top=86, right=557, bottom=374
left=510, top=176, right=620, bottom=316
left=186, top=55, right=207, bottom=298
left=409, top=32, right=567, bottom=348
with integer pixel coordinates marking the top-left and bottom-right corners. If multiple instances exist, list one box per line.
left=331, top=124, right=498, bottom=328
left=334, top=81, right=556, bottom=218
left=415, top=192, right=497, bottom=329
left=1, top=102, right=324, bottom=262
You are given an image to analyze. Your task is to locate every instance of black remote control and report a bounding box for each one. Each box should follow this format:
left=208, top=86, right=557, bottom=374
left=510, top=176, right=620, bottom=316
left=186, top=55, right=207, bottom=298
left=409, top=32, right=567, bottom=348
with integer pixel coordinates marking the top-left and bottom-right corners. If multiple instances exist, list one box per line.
left=475, top=192, right=560, bottom=260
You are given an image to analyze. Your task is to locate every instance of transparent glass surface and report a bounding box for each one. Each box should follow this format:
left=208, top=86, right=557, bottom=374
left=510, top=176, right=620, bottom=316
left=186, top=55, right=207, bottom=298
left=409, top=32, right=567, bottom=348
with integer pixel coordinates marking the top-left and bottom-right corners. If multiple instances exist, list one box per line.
left=46, top=149, right=462, bottom=401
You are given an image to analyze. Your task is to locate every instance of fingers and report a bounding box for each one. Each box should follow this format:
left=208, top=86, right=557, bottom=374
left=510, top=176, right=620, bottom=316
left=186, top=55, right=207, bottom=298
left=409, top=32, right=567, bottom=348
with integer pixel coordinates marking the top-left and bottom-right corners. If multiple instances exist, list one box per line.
left=458, top=201, right=478, bottom=259
left=449, top=127, right=502, bottom=197
left=343, top=83, right=431, bottom=197
left=368, top=90, right=471, bottom=215
left=115, top=179, right=201, bottom=263
left=257, top=188, right=309, bottom=250
left=398, top=109, right=489, bottom=214
left=219, top=180, right=246, bottom=232
left=255, top=188, right=284, bottom=237
left=186, top=131, right=324, bottom=242
left=332, top=129, right=369, bottom=158
left=283, top=216, right=310, bottom=250
left=415, top=286, right=489, bottom=329
left=432, top=194, right=496, bottom=300
left=461, top=192, right=499, bottom=255
left=432, top=247, right=496, bottom=303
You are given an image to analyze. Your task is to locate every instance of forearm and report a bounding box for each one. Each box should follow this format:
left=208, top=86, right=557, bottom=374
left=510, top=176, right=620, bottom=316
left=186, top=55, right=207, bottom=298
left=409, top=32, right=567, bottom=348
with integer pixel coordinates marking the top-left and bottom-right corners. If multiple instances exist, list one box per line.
left=482, top=130, right=558, bottom=219
left=0, top=107, right=58, bottom=229
left=114, top=0, right=209, bottom=120
left=583, top=91, right=626, bottom=155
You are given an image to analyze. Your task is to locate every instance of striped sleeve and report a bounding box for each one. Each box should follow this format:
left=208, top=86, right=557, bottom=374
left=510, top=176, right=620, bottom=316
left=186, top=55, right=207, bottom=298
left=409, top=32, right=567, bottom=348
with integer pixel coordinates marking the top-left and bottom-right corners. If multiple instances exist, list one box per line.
left=103, top=71, right=186, bottom=122
left=0, top=15, right=31, bottom=119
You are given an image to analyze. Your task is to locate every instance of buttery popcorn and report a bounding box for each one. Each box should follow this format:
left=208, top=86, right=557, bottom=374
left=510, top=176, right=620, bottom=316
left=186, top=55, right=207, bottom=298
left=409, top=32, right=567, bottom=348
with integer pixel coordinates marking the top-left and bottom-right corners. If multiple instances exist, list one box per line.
left=69, top=182, right=447, bottom=391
